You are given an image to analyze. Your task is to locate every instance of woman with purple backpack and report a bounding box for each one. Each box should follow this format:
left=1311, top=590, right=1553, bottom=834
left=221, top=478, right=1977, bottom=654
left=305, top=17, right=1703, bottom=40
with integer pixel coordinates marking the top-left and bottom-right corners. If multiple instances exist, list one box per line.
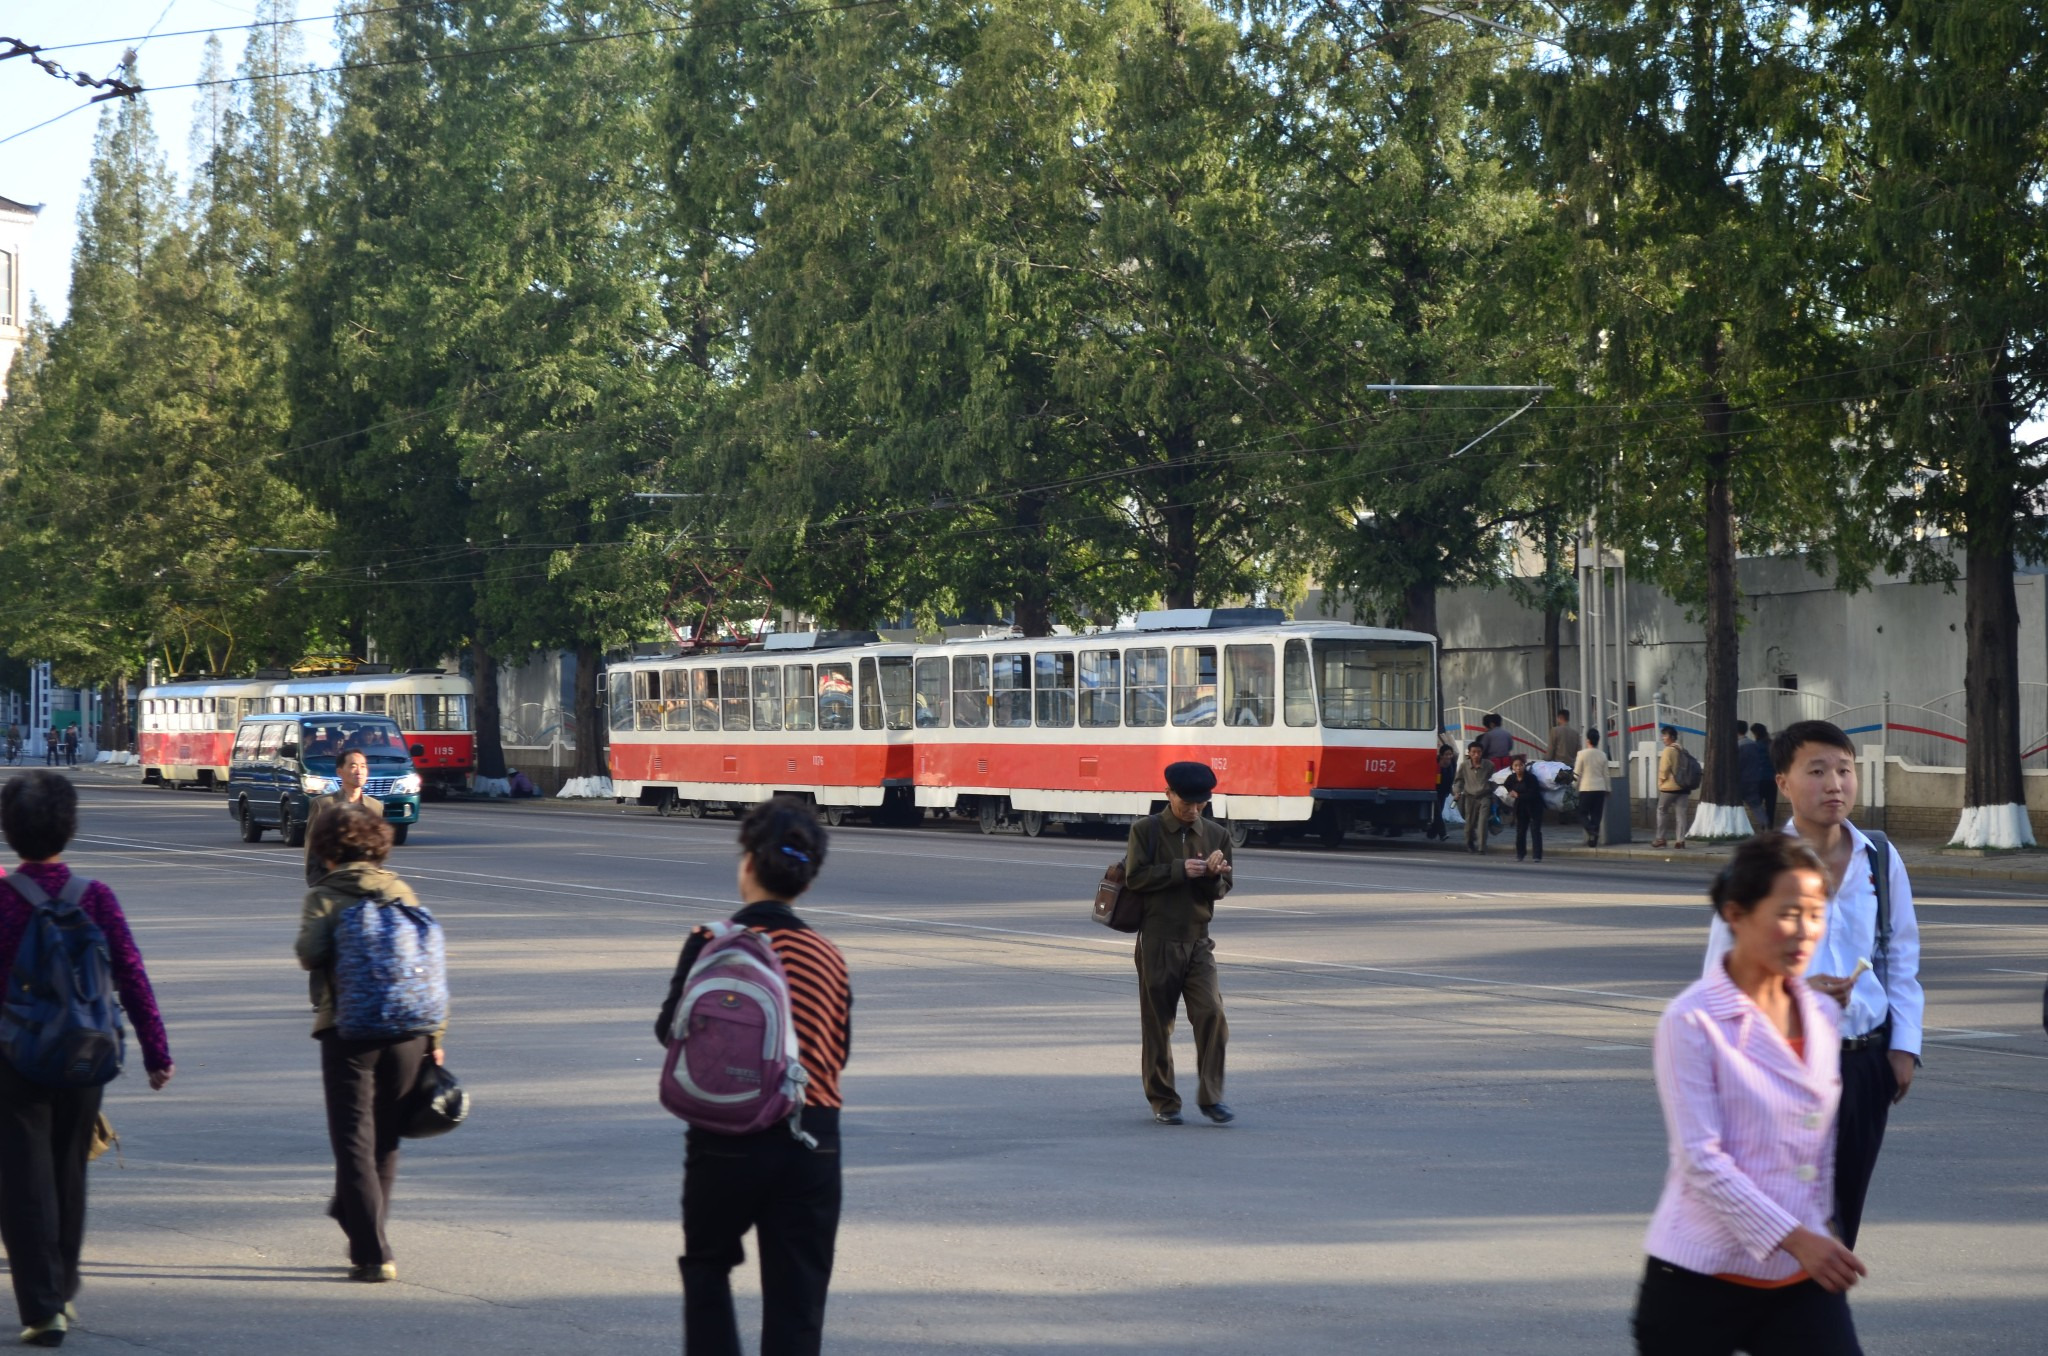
left=0, top=770, right=174, bottom=1348
left=656, top=796, right=851, bottom=1356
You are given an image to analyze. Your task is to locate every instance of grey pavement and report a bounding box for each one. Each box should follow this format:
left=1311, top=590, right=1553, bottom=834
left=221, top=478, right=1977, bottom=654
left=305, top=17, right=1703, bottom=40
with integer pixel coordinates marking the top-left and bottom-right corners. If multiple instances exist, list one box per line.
left=14, top=780, right=2048, bottom=1354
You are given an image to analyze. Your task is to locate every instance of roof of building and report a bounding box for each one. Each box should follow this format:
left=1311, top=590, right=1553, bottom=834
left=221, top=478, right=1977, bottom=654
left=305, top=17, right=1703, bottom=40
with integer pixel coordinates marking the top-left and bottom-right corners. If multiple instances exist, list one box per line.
left=0, top=194, right=43, bottom=219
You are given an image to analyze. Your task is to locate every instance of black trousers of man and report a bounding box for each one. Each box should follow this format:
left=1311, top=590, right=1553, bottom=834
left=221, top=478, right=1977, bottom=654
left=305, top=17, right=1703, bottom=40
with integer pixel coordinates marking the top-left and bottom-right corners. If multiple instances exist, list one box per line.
left=1632, top=1258, right=1861, bottom=1356
left=0, top=1057, right=102, bottom=1328
left=681, top=1111, right=841, bottom=1356
left=1136, top=934, right=1227, bottom=1115
left=1834, top=1032, right=1899, bottom=1249
left=319, top=1032, right=429, bottom=1267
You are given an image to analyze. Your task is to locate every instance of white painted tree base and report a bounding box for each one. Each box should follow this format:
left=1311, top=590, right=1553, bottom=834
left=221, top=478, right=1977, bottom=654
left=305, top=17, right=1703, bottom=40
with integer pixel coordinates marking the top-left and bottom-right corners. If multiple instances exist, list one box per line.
left=1688, top=802, right=1755, bottom=841
left=556, top=776, right=614, bottom=799
left=472, top=776, right=513, bottom=798
left=93, top=752, right=139, bottom=766
left=1949, top=803, right=2038, bottom=849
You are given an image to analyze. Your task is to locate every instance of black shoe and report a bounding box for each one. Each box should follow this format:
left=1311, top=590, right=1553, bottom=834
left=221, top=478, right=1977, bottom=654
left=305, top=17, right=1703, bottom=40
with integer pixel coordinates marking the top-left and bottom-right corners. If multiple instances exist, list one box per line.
left=1152, top=1110, right=1183, bottom=1126
left=1199, top=1103, right=1235, bottom=1124
left=1516, top=853, right=1525, bottom=861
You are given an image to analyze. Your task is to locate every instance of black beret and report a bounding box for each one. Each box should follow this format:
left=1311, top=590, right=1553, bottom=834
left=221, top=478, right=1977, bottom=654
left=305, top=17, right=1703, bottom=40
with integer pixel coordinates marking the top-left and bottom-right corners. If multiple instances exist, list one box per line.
left=1164, top=761, right=1217, bottom=799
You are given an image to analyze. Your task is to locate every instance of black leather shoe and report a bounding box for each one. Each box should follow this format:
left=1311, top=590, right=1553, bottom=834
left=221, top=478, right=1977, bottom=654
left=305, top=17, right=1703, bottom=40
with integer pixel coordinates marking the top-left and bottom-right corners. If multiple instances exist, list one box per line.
left=1199, top=1103, right=1235, bottom=1124
left=1152, top=1110, right=1183, bottom=1125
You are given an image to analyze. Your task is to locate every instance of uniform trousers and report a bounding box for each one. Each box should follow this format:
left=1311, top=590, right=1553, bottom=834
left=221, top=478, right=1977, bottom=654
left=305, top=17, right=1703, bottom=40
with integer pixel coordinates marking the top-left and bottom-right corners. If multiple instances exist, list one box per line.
left=1834, top=1031, right=1899, bottom=1250
left=319, top=1031, right=428, bottom=1267
left=0, top=1057, right=102, bottom=1327
left=1632, top=1258, right=1860, bottom=1355
left=1135, top=934, right=1227, bottom=1114
left=1458, top=795, right=1492, bottom=852
left=681, top=1110, right=841, bottom=1356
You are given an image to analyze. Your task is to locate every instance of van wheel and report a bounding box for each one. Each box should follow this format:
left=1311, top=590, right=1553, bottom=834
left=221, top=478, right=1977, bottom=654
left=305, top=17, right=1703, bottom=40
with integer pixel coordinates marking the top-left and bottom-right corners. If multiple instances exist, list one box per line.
left=238, top=801, right=263, bottom=843
left=391, top=825, right=410, bottom=846
left=282, top=802, right=306, bottom=848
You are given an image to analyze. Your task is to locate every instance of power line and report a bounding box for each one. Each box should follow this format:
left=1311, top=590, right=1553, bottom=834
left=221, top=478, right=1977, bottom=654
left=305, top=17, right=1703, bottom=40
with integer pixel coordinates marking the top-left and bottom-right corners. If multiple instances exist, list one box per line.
left=35, top=1, right=443, bottom=54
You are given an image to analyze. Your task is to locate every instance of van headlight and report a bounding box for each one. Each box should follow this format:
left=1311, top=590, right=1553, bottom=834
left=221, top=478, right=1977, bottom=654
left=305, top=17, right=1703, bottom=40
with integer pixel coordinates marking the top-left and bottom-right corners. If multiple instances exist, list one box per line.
left=393, top=773, right=422, bottom=795
left=302, top=774, right=341, bottom=794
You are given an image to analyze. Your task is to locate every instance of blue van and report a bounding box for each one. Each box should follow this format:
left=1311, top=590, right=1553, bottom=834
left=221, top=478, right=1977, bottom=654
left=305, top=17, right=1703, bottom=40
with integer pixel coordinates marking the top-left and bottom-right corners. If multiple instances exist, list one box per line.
left=226, top=713, right=422, bottom=847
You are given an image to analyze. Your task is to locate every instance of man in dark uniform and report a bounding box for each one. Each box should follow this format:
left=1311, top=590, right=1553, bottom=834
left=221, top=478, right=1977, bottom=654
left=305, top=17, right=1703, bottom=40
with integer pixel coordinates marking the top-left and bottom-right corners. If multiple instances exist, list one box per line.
left=1124, top=761, right=1234, bottom=1126
left=305, top=749, right=384, bottom=886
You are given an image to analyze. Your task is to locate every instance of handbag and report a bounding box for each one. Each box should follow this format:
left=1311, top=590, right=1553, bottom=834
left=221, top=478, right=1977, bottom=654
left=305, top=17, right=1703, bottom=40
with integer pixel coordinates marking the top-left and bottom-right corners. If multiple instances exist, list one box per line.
left=87, top=1112, right=120, bottom=1165
left=1090, top=818, right=1156, bottom=933
left=400, top=1059, right=471, bottom=1139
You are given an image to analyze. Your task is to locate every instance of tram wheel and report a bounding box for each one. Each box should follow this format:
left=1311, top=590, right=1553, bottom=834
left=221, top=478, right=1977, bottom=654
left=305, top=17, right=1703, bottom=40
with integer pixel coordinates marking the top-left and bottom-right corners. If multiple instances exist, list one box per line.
left=1316, top=813, right=1347, bottom=849
left=654, top=792, right=677, bottom=817
left=1224, top=819, right=1251, bottom=850
left=1019, top=810, right=1045, bottom=838
left=683, top=798, right=704, bottom=819
left=821, top=805, right=847, bottom=827
left=978, top=801, right=1002, bottom=835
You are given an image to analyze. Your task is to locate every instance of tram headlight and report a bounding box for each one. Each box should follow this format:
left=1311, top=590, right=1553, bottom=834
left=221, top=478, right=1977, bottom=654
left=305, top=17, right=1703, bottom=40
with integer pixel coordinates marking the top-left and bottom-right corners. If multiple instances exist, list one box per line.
left=302, top=774, right=341, bottom=795
left=392, top=772, right=422, bottom=795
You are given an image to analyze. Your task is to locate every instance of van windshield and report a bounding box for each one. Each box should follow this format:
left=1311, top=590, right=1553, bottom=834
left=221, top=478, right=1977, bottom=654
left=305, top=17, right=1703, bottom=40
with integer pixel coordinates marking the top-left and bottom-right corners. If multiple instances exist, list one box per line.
left=296, top=717, right=412, bottom=768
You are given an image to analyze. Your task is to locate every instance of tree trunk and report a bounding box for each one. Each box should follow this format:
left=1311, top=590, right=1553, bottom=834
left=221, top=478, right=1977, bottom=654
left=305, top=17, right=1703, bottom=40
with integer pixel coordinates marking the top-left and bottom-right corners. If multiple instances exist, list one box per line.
left=100, top=676, right=129, bottom=754
left=1161, top=502, right=1198, bottom=609
left=1013, top=496, right=1054, bottom=636
left=471, top=633, right=508, bottom=780
left=1541, top=517, right=1562, bottom=697
left=1698, top=338, right=1742, bottom=825
left=1399, top=577, right=1437, bottom=638
left=573, top=641, right=607, bottom=780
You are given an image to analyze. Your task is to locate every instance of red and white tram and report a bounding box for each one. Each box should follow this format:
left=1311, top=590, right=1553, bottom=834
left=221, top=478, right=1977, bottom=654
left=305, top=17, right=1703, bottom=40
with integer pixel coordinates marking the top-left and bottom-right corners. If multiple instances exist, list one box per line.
left=139, top=670, right=476, bottom=793
left=909, top=611, right=1438, bottom=843
left=605, top=632, right=922, bottom=823
left=606, top=610, right=1439, bottom=843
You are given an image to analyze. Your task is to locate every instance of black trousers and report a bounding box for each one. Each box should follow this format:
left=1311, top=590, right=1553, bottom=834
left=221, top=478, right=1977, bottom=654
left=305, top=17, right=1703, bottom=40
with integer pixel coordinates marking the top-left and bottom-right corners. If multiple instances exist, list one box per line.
left=1834, top=1034, right=1898, bottom=1250
left=1515, top=813, right=1544, bottom=860
left=0, top=1056, right=103, bottom=1327
left=1633, top=1257, right=1860, bottom=1355
left=319, top=1032, right=429, bottom=1267
left=681, top=1110, right=842, bottom=1356
left=1579, top=790, right=1608, bottom=844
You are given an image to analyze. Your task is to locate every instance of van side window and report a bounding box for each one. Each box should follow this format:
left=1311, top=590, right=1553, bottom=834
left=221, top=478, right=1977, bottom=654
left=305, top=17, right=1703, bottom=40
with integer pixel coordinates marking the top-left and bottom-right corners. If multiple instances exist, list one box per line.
left=234, top=724, right=261, bottom=759
left=258, top=723, right=285, bottom=757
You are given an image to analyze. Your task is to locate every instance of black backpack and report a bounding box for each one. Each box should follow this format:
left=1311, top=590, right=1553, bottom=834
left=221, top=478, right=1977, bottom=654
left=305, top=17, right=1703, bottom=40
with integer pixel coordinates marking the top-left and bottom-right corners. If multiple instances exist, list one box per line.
left=1672, top=746, right=1703, bottom=793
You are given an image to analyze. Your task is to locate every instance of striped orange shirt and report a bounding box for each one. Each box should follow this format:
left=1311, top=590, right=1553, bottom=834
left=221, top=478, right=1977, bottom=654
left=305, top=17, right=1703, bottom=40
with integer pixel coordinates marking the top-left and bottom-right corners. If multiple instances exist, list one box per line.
left=759, top=924, right=851, bottom=1109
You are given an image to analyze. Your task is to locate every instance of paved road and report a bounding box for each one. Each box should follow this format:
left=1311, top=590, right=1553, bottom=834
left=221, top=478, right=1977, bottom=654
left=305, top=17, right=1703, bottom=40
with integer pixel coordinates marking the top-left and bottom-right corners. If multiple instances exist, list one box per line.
left=25, top=783, right=2048, bottom=1354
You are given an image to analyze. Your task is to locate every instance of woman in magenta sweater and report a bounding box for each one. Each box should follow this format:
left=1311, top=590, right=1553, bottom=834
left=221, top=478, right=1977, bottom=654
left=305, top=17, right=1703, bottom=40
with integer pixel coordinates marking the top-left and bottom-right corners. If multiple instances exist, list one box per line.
left=0, top=771, right=173, bottom=1348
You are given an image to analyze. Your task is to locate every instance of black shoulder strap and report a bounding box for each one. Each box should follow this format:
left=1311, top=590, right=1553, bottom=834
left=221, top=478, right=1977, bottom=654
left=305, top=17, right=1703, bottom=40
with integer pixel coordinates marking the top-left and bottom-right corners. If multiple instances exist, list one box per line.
left=1864, top=830, right=1893, bottom=988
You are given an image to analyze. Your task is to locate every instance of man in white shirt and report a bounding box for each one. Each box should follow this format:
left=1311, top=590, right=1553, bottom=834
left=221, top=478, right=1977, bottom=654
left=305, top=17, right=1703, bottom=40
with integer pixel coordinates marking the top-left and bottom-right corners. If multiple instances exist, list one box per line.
left=1704, top=719, right=1922, bottom=1249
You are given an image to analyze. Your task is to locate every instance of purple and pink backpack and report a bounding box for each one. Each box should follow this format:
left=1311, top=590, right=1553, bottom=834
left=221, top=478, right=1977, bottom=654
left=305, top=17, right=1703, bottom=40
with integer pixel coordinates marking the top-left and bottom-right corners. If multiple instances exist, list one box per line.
left=659, top=921, right=815, bottom=1145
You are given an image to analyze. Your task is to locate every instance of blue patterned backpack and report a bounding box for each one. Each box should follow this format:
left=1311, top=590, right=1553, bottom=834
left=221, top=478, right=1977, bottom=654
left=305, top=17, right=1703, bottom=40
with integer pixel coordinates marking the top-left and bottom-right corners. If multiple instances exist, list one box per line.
left=0, top=876, right=125, bottom=1086
left=333, top=897, right=447, bottom=1041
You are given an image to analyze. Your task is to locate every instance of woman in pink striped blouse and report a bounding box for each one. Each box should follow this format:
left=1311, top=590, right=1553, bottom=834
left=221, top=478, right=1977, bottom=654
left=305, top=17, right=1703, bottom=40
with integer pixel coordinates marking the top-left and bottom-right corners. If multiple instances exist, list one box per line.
left=1634, top=832, right=1865, bottom=1355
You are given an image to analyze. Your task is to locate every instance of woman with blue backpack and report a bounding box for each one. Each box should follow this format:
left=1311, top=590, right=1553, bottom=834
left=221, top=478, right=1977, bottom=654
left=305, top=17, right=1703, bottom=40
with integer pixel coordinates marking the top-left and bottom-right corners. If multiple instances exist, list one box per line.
left=0, top=770, right=174, bottom=1348
left=656, top=796, right=852, bottom=1356
left=296, top=803, right=448, bottom=1284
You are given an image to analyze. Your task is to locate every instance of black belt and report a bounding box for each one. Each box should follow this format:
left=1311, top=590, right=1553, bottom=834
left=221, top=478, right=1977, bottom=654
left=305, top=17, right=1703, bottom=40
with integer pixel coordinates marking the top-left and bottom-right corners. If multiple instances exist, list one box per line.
left=1841, top=1018, right=1891, bottom=1053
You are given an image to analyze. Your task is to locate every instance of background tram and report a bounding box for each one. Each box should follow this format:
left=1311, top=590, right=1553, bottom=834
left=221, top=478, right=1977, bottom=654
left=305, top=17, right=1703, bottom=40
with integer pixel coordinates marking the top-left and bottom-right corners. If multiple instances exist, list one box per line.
left=605, top=632, right=923, bottom=823
left=139, top=671, right=476, bottom=794
left=909, top=610, right=1439, bottom=844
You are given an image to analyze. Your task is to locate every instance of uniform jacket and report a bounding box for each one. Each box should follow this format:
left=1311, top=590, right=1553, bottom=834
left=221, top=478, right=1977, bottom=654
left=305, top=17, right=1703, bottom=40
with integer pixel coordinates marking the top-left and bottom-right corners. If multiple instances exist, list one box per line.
left=304, top=792, right=386, bottom=886
left=1644, top=964, right=1841, bottom=1279
left=1454, top=760, right=1494, bottom=800
left=1545, top=725, right=1579, bottom=764
left=1124, top=810, right=1234, bottom=942
left=295, top=862, right=443, bottom=1049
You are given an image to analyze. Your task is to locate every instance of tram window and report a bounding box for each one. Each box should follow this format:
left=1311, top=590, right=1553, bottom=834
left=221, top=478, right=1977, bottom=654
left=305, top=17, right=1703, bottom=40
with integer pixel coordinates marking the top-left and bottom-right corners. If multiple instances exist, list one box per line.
left=1126, top=647, right=1167, bottom=727
left=952, top=655, right=989, bottom=728
left=784, top=664, right=817, bottom=731
left=218, top=699, right=236, bottom=732
left=1224, top=644, right=1275, bottom=727
left=1283, top=639, right=1317, bottom=727
left=416, top=695, right=469, bottom=731
left=879, top=657, right=914, bottom=730
left=722, top=667, right=751, bottom=731
left=1034, top=652, right=1076, bottom=727
left=360, top=694, right=385, bottom=715
left=1312, top=639, right=1435, bottom=731
left=991, top=653, right=1031, bottom=728
left=818, top=664, right=854, bottom=731
left=610, top=672, right=635, bottom=733
left=752, top=667, right=783, bottom=731
left=913, top=658, right=949, bottom=728
left=661, top=669, right=689, bottom=732
left=1170, top=646, right=1218, bottom=727
left=1077, top=651, right=1120, bottom=728
left=692, top=669, right=719, bottom=733
left=859, top=659, right=882, bottom=731
left=635, top=670, right=660, bottom=731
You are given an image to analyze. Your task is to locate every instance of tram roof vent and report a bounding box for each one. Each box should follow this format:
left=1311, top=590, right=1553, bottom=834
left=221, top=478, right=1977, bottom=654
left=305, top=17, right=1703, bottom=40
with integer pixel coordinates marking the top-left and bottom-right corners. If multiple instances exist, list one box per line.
left=1134, top=607, right=1288, bottom=632
left=763, top=629, right=883, bottom=651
